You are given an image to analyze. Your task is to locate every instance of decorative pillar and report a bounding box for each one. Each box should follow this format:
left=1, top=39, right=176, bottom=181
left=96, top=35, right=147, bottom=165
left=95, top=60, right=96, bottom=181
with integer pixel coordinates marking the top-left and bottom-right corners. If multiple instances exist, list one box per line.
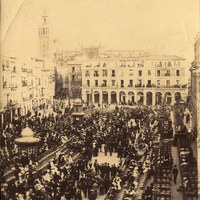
left=171, top=92, right=175, bottom=105
left=119, top=93, right=121, bottom=104
left=152, top=92, right=154, bottom=106
left=143, top=92, right=146, bottom=105
left=135, top=93, right=138, bottom=104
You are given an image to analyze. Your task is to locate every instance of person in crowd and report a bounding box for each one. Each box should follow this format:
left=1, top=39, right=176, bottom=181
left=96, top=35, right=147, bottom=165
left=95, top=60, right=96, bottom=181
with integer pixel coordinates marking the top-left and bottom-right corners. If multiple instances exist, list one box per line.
left=172, top=165, right=178, bottom=184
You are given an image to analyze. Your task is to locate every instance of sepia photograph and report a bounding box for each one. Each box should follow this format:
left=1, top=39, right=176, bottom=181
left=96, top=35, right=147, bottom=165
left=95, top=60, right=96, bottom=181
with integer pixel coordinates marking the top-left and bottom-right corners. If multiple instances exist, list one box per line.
left=1, top=0, right=200, bottom=199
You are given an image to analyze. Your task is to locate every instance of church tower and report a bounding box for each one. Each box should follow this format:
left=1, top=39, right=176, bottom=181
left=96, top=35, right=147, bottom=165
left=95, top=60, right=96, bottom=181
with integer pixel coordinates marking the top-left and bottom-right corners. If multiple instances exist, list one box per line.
left=38, top=11, right=50, bottom=59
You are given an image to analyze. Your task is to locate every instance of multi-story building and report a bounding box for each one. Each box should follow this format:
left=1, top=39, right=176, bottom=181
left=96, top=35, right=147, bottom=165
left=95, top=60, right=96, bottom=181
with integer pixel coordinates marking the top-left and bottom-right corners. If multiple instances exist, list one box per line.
left=54, top=64, right=69, bottom=99
left=190, top=34, right=200, bottom=142
left=189, top=33, right=200, bottom=197
left=0, top=56, right=54, bottom=128
left=67, top=60, right=82, bottom=99
left=82, top=53, right=188, bottom=106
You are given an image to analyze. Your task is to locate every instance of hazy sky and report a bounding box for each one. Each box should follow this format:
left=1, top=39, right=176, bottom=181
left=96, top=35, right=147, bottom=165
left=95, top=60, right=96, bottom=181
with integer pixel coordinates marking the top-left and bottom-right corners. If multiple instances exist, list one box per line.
left=1, top=0, right=200, bottom=62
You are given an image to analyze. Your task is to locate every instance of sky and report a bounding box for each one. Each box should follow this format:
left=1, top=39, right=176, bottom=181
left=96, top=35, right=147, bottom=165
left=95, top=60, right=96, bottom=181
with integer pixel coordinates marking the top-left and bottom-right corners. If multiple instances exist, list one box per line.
left=1, top=0, right=200, bottom=63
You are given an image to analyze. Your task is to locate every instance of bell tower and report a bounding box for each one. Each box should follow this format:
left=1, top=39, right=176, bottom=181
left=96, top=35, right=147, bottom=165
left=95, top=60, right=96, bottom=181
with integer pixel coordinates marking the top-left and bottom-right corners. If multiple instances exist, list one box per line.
left=38, top=10, right=50, bottom=59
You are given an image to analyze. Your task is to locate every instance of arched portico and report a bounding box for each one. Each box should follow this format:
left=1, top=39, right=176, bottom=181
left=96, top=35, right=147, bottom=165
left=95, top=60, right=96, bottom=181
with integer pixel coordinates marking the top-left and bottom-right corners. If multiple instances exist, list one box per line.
left=137, top=92, right=144, bottom=105
left=111, top=91, right=117, bottom=104
left=128, top=92, right=135, bottom=103
left=119, top=91, right=126, bottom=103
left=94, top=91, right=100, bottom=104
left=175, top=92, right=181, bottom=103
left=102, top=91, right=108, bottom=104
left=155, top=92, right=162, bottom=105
left=146, top=92, right=153, bottom=105
left=165, top=92, right=172, bottom=105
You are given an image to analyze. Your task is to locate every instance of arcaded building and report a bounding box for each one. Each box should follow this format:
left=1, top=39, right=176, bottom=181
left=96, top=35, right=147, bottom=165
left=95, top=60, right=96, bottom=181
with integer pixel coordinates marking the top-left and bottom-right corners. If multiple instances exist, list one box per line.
left=81, top=53, right=188, bottom=106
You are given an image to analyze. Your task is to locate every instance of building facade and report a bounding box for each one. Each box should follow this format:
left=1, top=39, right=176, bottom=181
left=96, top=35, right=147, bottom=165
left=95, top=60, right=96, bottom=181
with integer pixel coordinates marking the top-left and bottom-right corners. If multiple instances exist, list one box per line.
left=190, top=34, right=200, bottom=142
left=0, top=56, right=54, bottom=128
left=82, top=54, right=188, bottom=106
left=189, top=33, right=200, bottom=197
left=67, top=60, right=82, bottom=99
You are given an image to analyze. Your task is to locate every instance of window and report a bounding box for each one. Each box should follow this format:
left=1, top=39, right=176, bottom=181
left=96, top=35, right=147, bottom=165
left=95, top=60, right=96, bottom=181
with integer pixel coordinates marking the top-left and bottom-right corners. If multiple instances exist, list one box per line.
left=148, top=70, right=151, bottom=75
left=2, top=63, right=5, bottom=71
left=112, top=80, right=115, bottom=86
left=166, top=70, right=170, bottom=76
left=94, top=70, right=99, bottom=77
left=159, top=62, right=162, bottom=67
left=102, top=80, right=107, bottom=87
left=121, top=80, right=124, bottom=87
left=157, top=80, right=160, bottom=88
left=72, top=67, right=75, bottom=72
left=129, top=80, right=133, bottom=87
left=167, top=61, right=172, bottom=67
left=87, top=80, right=90, bottom=87
left=157, top=70, right=160, bottom=76
left=112, top=70, right=115, bottom=77
left=72, top=75, right=75, bottom=80
left=85, top=70, right=90, bottom=77
left=103, top=70, right=107, bottom=77
left=147, top=80, right=151, bottom=87
left=176, top=70, right=180, bottom=76
left=138, top=70, right=142, bottom=76
left=95, top=80, right=98, bottom=87
left=166, top=80, right=170, bottom=87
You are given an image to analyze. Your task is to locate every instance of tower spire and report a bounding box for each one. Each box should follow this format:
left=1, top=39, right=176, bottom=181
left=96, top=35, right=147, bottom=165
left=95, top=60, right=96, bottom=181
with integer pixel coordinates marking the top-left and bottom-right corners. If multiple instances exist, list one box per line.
left=38, top=10, right=50, bottom=59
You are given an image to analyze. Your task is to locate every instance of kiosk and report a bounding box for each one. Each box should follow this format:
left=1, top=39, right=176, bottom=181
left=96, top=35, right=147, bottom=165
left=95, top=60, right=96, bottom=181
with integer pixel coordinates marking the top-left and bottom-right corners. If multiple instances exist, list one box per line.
left=71, top=99, right=84, bottom=124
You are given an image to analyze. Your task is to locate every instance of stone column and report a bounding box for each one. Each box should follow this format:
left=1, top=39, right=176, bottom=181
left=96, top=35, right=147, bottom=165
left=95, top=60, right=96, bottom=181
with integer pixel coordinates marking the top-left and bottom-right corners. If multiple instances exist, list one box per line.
left=151, top=92, right=154, bottom=106
left=143, top=92, right=146, bottom=105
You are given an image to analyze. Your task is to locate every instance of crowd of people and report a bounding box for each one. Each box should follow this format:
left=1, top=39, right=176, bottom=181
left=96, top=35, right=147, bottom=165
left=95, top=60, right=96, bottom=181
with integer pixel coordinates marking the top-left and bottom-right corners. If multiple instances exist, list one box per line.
left=1, top=103, right=161, bottom=199
left=2, top=101, right=193, bottom=200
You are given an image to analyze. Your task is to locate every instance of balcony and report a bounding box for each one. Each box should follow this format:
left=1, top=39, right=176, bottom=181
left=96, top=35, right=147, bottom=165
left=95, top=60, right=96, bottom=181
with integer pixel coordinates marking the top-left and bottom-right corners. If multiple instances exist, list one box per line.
left=135, top=84, right=144, bottom=88
left=146, top=84, right=156, bottom=88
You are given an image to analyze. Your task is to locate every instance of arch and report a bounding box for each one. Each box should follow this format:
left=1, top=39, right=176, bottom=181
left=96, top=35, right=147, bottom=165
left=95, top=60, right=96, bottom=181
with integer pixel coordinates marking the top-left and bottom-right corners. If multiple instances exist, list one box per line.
left=111, top=91, right=117, bottom=104
left=146, top=92, right=153, bottom=105
left=137, top=92, right=144, bottom=105
left=94, top=91, right=100, bottom=104
left=155, top=92, right=162, bottom=105
left=119, top=91, right=126, bottom=103
left=102, top=91, right=108, bottom=104
left=165, top=92, right=172, bottom=105
left=128, top=91, right=135, bottom=103
left=86, top=91, right=90, bottom=104
left=175, top=92, right=181, bottom=103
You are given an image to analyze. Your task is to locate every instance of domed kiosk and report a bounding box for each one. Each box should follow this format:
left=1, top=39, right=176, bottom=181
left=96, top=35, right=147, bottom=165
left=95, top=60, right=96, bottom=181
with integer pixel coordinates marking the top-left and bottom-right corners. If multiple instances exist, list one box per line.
left=71, top=98, right=84, bottom=124
left=15, top=126, right=40, bottom=156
